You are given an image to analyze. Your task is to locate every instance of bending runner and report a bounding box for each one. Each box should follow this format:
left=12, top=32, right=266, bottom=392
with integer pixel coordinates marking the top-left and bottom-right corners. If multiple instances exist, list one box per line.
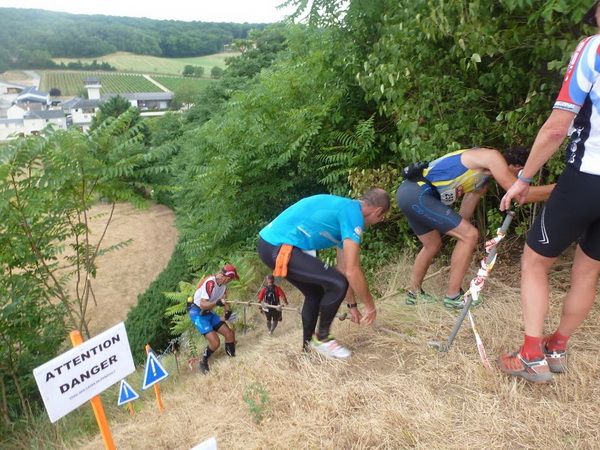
left=257, top=188, right=389, bottom=358
left=396, top=147, right=554, bottom=308
left=189, top=264, right=239, bottom=374
left=498, top=2, right=600, bottom=384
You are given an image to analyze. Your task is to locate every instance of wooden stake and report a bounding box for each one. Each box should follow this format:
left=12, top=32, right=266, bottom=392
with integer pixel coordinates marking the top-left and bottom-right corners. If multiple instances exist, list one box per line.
left=145, top=345, right=164, bottom=413
left=70, top=331, right=116, bottom=450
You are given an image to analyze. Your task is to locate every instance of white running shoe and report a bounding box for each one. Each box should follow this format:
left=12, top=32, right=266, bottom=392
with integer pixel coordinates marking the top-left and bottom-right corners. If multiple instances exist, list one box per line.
left=310, top=337, right=352, bottom=359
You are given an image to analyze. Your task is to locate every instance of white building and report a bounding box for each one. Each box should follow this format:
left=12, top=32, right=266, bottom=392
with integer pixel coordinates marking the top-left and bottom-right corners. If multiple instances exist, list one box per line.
left=0, top=76, right=174, bottom=140
left=0, top=109, right=68, bottom=141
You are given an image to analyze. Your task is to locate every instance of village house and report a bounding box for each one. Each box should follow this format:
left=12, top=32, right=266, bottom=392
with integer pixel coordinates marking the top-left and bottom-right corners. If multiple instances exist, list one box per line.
left=0, top=76, right=174, bottom=140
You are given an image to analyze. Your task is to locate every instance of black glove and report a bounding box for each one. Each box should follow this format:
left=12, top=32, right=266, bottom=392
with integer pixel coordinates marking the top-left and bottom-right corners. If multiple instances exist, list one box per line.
left=224, top=310, right=232, bottom=320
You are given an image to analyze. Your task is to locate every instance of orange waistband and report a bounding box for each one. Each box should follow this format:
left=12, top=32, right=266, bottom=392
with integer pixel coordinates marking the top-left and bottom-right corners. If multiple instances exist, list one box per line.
left=273, top=244, right=293, bottom=278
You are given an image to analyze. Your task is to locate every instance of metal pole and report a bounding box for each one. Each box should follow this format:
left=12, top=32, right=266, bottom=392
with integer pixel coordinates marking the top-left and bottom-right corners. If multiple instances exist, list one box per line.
left=429, top=211, right=515, bottom=352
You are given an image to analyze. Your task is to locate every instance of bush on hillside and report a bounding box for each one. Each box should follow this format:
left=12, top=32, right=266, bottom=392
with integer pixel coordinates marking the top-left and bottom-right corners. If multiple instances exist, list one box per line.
left=125, top=245, right=192, bottom=364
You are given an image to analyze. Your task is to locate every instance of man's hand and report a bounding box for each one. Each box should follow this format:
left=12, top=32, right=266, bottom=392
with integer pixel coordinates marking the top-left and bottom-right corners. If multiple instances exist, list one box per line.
left=360, top=308, right=377, bottom=325
left=348, top=307, right=362, bottom=324
left=500, top=180, right=530, bottom=211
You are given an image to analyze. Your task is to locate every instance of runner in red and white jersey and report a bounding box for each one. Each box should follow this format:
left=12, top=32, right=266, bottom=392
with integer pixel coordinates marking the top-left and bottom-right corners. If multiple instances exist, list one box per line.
left=189, top=264, right=239, bottom=374
left=554, top=34, right=600, bottom=175
left=193, top=275, right=228, bottom=308
left=499, top=2, right=600, bottom=384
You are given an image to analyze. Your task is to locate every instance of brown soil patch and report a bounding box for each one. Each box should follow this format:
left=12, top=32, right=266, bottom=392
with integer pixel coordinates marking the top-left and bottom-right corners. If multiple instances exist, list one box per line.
left=82, top=202, right=178, bottom=336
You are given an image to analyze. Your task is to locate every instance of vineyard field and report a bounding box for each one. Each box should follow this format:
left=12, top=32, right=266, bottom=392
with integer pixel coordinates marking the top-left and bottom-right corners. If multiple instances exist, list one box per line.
left=40, top=72, right=163, bottom=96
left=151, top=76, right=215, bottom=92
left=52, top=52, right=238, bottom=76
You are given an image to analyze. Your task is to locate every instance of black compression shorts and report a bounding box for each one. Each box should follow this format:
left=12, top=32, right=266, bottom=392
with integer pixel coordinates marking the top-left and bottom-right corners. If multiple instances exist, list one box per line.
left=396, top=180, right=463, bottom=235
left=526, top=165, right=600, bottom=260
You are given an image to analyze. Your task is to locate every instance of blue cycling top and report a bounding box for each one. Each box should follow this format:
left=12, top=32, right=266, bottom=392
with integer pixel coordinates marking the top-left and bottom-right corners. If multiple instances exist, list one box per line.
left=259, top=195, right=364, bottom=250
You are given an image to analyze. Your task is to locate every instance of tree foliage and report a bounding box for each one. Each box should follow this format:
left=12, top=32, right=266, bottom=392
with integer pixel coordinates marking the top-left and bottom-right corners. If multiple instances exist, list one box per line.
left=0, top=112, right=171, bottom=423
left=167, top=1, right=596, bottom=270
left=90, top=95, right=136, bottom=130
left=125, top=246, right=192, bottom=364
left=0, top=7, right=266, bottom=70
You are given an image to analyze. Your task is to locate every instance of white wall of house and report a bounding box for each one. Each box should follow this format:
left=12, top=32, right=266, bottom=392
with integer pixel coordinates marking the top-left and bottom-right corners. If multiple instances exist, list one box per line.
left=0, top=116, right=68, bottom=141
left=24, top=117, right=67, bottom=134
left=0, top=120, right=24, bottom=141
left=7, top=104, right=27, bottom=119
left=70, top=108, right=97, bottom=129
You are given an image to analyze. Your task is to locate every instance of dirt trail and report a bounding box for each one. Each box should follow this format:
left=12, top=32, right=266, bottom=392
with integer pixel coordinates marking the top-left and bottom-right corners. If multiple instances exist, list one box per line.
left=82, top=202, right=178, bottom=335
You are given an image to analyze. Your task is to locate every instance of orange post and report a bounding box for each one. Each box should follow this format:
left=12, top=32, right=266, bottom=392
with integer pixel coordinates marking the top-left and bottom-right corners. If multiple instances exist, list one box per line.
left=145, top=345, right=164, bottom=413
left=128, top=402, right=134, bottom=416
left=70, top=331, right=116, bottom=450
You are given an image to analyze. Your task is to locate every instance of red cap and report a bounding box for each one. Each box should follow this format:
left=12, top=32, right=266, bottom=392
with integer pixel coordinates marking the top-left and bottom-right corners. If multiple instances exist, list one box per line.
left=222, top=264, right=239, bottom=280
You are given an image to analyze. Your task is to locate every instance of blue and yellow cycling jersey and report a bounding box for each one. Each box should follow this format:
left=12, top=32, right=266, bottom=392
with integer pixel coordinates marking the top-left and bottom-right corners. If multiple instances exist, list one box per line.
left=259, top=195, right=364, bottom=250
left=422, top=149, right=491, bottom=205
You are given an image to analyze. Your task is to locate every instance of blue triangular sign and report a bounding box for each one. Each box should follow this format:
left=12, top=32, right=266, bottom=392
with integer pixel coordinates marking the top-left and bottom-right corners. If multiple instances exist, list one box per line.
left=142, top=348, right=169, bottom=390
left=117, top=379, right=140, bottom=406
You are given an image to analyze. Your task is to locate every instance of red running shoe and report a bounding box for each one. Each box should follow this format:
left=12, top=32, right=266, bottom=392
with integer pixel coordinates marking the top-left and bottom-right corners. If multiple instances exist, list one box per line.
left=498, top=352, right=552, bottom=383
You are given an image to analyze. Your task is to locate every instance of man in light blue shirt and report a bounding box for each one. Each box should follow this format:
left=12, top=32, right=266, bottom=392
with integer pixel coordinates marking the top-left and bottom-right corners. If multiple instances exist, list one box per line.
left=257, top=188, right=390, bottom=359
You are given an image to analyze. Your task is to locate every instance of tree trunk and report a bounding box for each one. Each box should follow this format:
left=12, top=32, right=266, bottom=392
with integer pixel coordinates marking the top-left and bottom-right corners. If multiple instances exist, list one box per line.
left=0, top=377, right=10, bottom=424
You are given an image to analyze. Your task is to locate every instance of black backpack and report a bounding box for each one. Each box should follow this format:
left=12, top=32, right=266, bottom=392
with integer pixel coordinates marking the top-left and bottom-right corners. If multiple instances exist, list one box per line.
left=401, top=161, right=441, bottom=200
left=186, top=296, right=194, bottom=312
left=265, top=285, right=277, bottom=305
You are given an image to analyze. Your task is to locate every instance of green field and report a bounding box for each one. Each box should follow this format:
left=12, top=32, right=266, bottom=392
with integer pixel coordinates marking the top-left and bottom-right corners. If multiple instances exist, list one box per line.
left=152, top=75, right=215, bottom=92
left=53, top=51, right=239, bottom=76
left=40, top=72, right=163, bottom=96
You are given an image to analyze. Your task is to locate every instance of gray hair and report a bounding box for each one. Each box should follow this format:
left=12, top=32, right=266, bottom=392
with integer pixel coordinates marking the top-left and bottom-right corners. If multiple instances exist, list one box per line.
left=360, top=188, right=390, bottom=212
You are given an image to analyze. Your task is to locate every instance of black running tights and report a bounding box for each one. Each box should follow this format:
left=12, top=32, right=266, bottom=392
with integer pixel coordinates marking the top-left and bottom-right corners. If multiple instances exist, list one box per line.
left=257, top=237, right=349, bottom=346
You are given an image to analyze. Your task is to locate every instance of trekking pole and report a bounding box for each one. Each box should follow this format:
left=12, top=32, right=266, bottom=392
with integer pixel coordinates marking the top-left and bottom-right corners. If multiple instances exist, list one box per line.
left=428, top=211, right=515, bottom=359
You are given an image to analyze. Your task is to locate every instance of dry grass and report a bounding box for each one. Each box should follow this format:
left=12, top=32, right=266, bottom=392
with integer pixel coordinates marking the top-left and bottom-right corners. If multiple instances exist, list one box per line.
left=67, top=249, right=600, bottom=450
left=78, top=202, right=178, bottom=336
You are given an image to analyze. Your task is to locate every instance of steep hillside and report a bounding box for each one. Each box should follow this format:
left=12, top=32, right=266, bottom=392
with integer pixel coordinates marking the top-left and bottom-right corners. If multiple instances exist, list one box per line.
left=67, top=252, right=600, bottom=450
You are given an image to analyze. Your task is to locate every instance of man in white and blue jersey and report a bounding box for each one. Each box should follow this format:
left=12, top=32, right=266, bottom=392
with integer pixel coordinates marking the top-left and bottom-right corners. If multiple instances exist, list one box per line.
left=257, top=188, right=389, bottom=358
left=499, top=2, right=600, bottom=383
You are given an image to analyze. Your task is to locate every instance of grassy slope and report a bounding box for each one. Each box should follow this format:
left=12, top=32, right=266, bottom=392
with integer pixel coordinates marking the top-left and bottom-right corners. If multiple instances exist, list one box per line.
left=53, top=250, right=600, bottom=450
left=53, top=51, right=240, bottom=76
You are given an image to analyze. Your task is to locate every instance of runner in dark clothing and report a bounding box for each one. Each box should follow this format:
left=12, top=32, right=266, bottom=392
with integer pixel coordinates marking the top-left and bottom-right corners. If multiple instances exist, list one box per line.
left=257, top=274, right=288, bottom=335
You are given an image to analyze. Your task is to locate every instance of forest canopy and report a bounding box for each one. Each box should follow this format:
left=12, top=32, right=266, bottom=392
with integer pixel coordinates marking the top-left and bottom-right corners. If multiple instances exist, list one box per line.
left=0, top=7, right=267, bottom=71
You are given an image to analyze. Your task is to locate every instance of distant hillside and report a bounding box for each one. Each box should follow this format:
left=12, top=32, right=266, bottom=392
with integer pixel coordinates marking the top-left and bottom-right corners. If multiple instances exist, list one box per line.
left=52, top=51, right=238, bottom=75
left=0, top=7, right=267, bottom=72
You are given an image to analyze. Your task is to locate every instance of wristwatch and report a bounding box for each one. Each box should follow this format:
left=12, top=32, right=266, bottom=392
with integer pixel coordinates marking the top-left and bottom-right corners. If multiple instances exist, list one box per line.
left=347, top=303, right=358, bottom=309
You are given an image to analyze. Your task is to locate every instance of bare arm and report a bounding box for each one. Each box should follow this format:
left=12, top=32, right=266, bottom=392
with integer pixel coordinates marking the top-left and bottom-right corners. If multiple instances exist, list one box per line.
left=200, top=296, right=229, bottom=311
left=463, top=148, right=554, bottom=205
left=500, top=109, right=574, bottom=210
left=337, top=239, right=376, bottom=325
left=459, top=191, right=484, bottom=220
left=336, top=246, right=361, bottom=324
left=199, top=297, right=216, bottom=309
left=278, top=287, right=289, bottom=305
